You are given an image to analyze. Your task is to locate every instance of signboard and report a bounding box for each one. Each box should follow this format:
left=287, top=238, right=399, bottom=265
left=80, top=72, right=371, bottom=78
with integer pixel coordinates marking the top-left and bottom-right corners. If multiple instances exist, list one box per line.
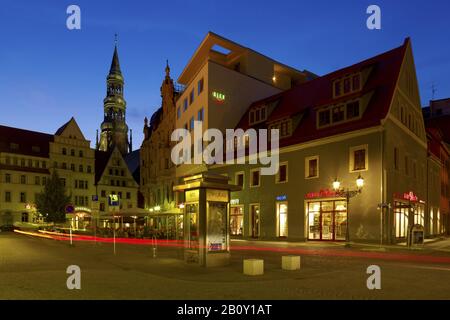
left=276, top=195, right=287, bottom=201
left=230, top=199, right=240, bottom=205
left=65, top=204, right=75, bottom=214
left=394, top=191, right=419, bottom=203
left=108, top=194, right=120, bottom=206
left=186, top=189, right=200, bottom=202
left=207, top=189, right=229, bottom=202
left=212, top=91, right=226, bottom=103
left=305, top=189, right=339, bottom=199
left=92, top=195, right=98, bottom=202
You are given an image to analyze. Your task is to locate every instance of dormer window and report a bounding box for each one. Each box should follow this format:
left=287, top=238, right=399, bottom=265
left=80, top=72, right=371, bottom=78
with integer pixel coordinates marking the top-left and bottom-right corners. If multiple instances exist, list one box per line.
left=269, top=119, right=292, bottom=138
left=317, top=99, right=361, bottom=128
left=249, top=105, right=267, bottom=125
left=333, top=73, right=361, bottom=98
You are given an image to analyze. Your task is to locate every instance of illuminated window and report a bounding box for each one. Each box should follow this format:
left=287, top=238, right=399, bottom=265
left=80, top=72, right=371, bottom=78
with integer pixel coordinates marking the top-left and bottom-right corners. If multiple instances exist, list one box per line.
left=277, top=202, right=288, bottom=237
left=230, top=206, right=244, bottom=236
left=250, top=169, right=260, bottom=187
left=305, top=156, right=319, bottom=178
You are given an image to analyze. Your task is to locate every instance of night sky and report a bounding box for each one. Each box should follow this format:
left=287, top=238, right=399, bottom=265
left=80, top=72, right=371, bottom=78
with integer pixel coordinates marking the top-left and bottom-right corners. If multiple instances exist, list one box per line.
left=1, top=0, right=449, bottom=149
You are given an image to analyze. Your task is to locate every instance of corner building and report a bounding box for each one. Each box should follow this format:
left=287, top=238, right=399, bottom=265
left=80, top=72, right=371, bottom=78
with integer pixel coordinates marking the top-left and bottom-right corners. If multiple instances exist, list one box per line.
left=210, top=38, right=440, bottom=244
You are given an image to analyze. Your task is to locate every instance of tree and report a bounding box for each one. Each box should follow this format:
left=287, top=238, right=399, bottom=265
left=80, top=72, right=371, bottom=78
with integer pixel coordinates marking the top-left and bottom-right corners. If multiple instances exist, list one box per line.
left=35, top=170, right=71, bottom=224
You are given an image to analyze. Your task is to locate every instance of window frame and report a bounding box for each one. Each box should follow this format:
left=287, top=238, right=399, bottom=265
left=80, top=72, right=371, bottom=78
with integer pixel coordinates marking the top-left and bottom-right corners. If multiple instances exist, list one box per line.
left=235, top=171, right=245, bottom=189
left=349, top=144, right=369, bottom=173
left=276, top=162, right=288, bottom=184
left=305, top=155, right=320, bottom=179
left=250, top=168, right=261, bottom=188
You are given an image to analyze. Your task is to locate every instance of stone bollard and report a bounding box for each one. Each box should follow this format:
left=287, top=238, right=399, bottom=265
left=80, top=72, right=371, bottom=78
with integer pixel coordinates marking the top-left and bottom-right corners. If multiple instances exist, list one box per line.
left=243, top=259, right=264, bottom=276
left=282, top=255, right=301, bottom=271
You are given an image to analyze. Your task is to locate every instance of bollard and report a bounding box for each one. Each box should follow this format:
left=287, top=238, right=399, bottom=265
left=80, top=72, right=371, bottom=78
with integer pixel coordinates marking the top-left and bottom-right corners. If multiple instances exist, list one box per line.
left=243, top=259, right=264, bottom=276
left=282, top=255, right=301, bottom=271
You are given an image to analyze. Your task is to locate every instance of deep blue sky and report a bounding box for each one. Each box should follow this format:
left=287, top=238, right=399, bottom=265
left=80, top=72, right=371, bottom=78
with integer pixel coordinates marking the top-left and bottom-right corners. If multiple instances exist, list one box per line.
left=1, top=0, right=450, bottom=150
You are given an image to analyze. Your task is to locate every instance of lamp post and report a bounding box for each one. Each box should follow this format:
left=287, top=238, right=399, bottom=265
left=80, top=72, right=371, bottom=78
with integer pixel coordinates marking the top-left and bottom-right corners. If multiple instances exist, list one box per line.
left=332, top=175, right=364, bottom=247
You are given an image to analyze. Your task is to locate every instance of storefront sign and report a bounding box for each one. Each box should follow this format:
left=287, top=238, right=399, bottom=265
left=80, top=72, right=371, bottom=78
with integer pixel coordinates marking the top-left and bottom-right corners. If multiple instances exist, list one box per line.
left=305, top=189, right=338, bottom=199
left=185, top=189, right=199, bottom=202
left=276, top=195, right=287, bottom=201
left=207, top=189, right=229, bottom=202
left=394, top=191, right=419, bottom=202
left=212, top=91, right=226, bottom=103
left=230, top=199, right=240, bottom=205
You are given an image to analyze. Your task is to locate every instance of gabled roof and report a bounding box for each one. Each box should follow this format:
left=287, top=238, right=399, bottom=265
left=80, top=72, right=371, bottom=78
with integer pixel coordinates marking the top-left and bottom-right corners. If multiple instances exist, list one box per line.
left=55, top=118, right=72, bottom=135
left=0, top=125, right=53, bottom=157
left=235, top=38, right=409, bottom=147
left=95, top=150, right=113, bottom=184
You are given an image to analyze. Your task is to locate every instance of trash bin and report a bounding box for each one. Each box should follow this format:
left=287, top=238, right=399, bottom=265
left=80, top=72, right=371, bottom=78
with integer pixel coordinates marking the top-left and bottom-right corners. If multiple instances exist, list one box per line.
left=410, top=224, right=424, bottom=246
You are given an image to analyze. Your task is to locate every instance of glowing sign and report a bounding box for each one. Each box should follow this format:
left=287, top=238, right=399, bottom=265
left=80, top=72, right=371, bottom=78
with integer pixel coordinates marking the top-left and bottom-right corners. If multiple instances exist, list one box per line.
left=394, top=191, right=419, bottom=202
left=212, top=91, right=226, bottom=103
left=276, top=195, right=287, bottom=201
left=230, top=199, right=240, bottom=205
left=305, top=189, right=339, bottom=199
left=108, top=195, right=119, bottom=206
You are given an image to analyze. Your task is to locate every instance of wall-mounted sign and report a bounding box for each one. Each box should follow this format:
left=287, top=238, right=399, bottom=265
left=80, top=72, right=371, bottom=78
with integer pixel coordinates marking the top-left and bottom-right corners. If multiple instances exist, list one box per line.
left=276, top=195, right=287, bottom=201
left=92, top=195, right=98, bottom=202
left=74, top=207, right=92, bottom=213
left=65, top=204, right=75, bottom=214
left=305, top=189, right=339, bottom=199
left=230, top=199, right=240, bottom=205
left=185, top=189, right=199, bottom=202
left=108, top=195, right=120, bottom=206
left=212, top=91, right=226, bottom=103
left=394, top=191, right=419, bottom=202
left=207, top=189, right=229, bottom=202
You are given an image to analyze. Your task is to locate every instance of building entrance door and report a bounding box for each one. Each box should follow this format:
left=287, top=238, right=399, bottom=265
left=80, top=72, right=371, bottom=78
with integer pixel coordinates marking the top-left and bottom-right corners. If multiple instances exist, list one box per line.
left=321, top=212, right=333, bottom=240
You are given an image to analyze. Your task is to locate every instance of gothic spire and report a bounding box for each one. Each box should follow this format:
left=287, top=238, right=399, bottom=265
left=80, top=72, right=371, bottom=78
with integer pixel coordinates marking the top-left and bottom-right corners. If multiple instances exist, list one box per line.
left=109, top=45, right=122, bottom=76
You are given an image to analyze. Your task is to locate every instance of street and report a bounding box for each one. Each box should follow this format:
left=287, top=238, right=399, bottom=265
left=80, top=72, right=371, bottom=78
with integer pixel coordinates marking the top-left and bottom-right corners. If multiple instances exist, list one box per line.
left=1, top=232, right=450, bottom=299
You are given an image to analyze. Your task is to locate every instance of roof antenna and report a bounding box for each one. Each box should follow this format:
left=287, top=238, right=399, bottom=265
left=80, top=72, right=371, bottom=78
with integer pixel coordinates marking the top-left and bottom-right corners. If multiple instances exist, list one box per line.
left=431, top=82, right=437, bottom=101
left=114, top=33, right=118, bottom=47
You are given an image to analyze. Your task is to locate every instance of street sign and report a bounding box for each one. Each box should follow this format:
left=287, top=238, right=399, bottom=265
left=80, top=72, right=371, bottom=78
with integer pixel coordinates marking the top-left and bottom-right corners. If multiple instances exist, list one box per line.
left=65, top=204, right=75, bottom=214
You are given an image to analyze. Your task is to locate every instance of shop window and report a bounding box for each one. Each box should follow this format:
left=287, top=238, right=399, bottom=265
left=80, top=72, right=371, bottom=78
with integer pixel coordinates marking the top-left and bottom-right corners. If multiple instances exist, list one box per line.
left=394, top=201, right=409, bottom=238
left=277, top=202, right=288, bottom=237
left=276, top=163, right=288, bottom=183
left=250, top=169, right=260, bottom=187
left=235, top=172, right=244, bottom=188
left=250, top=204, right=260, bottom=238
left=305, top=156, right=319, bottom=178
left=349, top=145, right=368, bottom=172
left=230, top=206, right=244, bottom=236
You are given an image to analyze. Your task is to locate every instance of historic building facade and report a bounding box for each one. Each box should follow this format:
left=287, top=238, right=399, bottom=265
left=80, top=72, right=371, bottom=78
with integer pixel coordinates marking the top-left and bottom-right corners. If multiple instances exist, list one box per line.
left=140, top=63, right=183, bottom=237
left=209, top=38, right=442, bottom=244
left=0, top=118, right=96, bottom=227
left=97, top=45, right=132, bottom=156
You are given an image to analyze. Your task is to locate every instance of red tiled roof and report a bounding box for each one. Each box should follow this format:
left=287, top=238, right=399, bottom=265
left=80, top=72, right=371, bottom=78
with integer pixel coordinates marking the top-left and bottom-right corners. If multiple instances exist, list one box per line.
left=0, top=125, right=53, bottom=157
left=235, top=39, right=409, bottom=148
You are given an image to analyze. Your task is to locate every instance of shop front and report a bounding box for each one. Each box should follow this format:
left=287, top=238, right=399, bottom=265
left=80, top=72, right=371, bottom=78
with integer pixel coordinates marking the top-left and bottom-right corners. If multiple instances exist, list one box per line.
left=305, top=190, right=347, bottom=241
left=230, top=199, right=244, bottom=236
left=393, top=191, right=425, bottom=240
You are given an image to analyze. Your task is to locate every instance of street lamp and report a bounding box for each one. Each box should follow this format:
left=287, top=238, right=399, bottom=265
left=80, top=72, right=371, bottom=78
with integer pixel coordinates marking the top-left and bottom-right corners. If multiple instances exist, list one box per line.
left=332, top=175, right=364, bottom=246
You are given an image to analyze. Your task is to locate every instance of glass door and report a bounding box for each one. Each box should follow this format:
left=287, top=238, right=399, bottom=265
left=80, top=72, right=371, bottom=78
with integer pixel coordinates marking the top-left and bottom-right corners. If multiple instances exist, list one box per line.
left=321, top=212, right=333, bottom=240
